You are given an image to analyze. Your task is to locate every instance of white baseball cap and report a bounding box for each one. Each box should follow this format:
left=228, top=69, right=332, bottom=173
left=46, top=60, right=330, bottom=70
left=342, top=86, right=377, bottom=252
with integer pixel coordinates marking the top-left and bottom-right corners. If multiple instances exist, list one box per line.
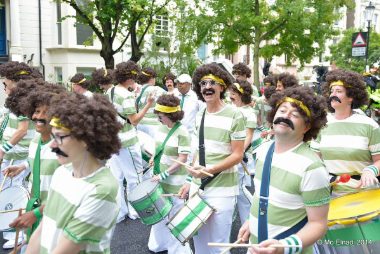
left=176, top=74, right=192, bottom=84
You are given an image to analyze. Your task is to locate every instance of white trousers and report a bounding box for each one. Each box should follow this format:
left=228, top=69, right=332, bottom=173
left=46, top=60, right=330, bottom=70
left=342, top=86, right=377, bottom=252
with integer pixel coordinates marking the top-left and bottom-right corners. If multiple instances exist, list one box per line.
left=1, top=159, right=28, bottom=242
left=148, top=197, right=192, bottom=254
left=137, top=124, right=159, bottom=140
left=193, top=195, right=236, bottom=254
left=236, top=165, right=252, bottom=224
left=108, top=144, right=143, bottom=222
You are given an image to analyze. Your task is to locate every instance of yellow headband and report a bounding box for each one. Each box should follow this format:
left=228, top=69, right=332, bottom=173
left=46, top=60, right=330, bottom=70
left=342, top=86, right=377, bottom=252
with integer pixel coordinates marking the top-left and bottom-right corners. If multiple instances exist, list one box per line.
left=130, top=70, right=138, bottom=75
left=17, top=70, right=29, bottom=75
left=265, top=82, right=272, bottom=86
left=329, top=80, right=351, bottom=88
left=103, top=69, right=107, bottom=77
left=233, top=83, right=244, bottom=93
left=142, top=71, right=151, bottom=77
left=155, top=103, right=181, bottom=113
left=201, top=74, right=226, bottom=87
left=50, top=117, right=71, bottom=132
left=77, top=78, right=86, bottom=84
left=277, top=97, right=311, bottom=118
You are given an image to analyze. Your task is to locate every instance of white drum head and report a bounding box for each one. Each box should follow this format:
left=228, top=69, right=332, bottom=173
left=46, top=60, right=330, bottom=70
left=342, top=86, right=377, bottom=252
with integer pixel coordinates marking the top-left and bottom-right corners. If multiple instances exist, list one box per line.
left=129, top=180, right=158, bottom=202
left=0, top=186, right=29, bottom=231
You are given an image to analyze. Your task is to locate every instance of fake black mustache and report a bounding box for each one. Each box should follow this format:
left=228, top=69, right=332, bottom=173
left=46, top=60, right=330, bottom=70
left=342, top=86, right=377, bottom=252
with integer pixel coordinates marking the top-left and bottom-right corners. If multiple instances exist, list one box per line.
left=328, top=96, right=341, bottom=104
left=32, top=118, right=47, bottom=125
left=273, top=117, right=295, bottom=130
left=202, top=88, right=215, bottom=95
left=51, top=147, right=69, bottom=157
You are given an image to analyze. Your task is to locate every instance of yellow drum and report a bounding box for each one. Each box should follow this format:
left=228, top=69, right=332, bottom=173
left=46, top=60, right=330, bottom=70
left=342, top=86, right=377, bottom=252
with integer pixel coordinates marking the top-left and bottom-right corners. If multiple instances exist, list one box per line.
left=316, top=189, right=380, bottom=254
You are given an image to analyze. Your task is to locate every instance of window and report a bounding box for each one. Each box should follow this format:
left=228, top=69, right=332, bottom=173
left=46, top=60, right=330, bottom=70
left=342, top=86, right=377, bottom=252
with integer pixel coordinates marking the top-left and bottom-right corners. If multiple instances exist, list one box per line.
left=56, top=1, right=62, bottom=45
left=76, top=67, right=96, bottom=78
left=76, top=12, right=93, bottom=45
left=54, top=67, right=63, bottom=84
left=155, top=15, right=169, bottom=37
left=197, top=43, right=207, bottom=61
left=374, top=13, right=378, bottom=31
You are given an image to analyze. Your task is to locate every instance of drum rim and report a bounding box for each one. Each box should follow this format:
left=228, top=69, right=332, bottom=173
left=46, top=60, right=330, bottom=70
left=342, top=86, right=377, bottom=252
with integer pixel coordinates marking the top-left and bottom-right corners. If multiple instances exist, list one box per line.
left=129, top=180, right=160, bottom=202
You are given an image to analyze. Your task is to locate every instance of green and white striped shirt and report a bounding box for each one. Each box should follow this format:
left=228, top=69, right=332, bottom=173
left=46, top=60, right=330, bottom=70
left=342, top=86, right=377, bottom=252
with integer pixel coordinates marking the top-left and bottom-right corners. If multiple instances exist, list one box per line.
left=106, top=86, right=138, bottom=147
left=156, top=124, right=191, bottom=194
left=41, top=164, right=119, bottom=254
left=239, top=105, right=257, bottom=130
left=27, top=134, right=60, bottom=204
left=136, top=85, right=166, bottom=126
left=249, top=141, right=330, bottom=254
left=193, top=104, right=246, bottom=197
left=2, top=113, right=35, bottom=160
left=310, top=112, right=380, bottom=193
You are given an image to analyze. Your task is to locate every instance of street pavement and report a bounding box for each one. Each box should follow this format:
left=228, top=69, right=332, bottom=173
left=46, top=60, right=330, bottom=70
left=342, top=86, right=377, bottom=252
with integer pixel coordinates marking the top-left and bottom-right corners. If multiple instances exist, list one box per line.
left=1, top=214, right=247, bottom=254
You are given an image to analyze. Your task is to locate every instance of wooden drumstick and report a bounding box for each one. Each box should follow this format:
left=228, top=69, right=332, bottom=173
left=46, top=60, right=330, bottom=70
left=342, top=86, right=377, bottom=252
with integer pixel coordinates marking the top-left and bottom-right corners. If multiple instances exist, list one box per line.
left=240, top=162, right=250, bottom=176
left=220, top=238, right=243, bottom=254
left=0, top=172, right=8, bottom=192
left=12, top=209, right=23, bottom=254
left=0, top=208, right=26, bottom=214
left=171, top=159, right=214, bottom=177
left=161, top=193, right=180, bottom=197
left=208, top=242, right=300, bottom=248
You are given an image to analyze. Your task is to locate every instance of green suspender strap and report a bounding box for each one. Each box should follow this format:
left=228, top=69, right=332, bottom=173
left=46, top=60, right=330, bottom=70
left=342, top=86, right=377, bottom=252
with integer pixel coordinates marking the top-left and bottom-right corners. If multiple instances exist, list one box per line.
left=0, top=113, right=9, bottom=140
left=26, top=138, right=42, bottom=241
left=153, top=122, right=181, bottom=175
left=135, top=85, right=150, bottom=112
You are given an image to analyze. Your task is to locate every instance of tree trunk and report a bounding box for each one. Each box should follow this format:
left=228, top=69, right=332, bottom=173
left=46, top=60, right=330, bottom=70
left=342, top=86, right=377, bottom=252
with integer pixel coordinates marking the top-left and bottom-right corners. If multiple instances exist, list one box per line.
left=100, top=40, right=115, bottom=69
left=130, top=23, right=143, bottom=63
left=253, top=35, right=260, bottom=90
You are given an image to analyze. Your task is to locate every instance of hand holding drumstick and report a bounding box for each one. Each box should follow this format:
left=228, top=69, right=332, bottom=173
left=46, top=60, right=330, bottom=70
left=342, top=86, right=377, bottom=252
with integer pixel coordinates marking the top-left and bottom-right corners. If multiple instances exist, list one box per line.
left=170, top=159, right=214, bottom=178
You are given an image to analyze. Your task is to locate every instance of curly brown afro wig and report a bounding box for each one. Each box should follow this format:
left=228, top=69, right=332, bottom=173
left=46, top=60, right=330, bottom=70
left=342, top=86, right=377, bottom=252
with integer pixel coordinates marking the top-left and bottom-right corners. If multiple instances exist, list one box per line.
left=70, top=73, right=91, bottom=89
left=322, top=69, right=369, bottom=112
left=91, top=68, right=114, bottom=85
left=0, top=61, right=34, bottom=82
left=137, top=67, right=157, bottom=85
left=264, top=86, right=277, bottom=100
left=154, top=94, right=184, bottom=123
left=163, top=72, right=176, bottom=85
left=263, top=75, right=277, bottom=87
left=232, top=63, right=251, bottom=78
left=48, top=93, right=122, bottom=160
left=20, top=84, right=67, bottom=119
left=114, top=60, right=140, bottom=84
left=192, top=63, right=233, bottom=101
left=267, top=86, right=327, bottom=142
left=5, top=79, right=47, bottom=116
left=277, top=73, right=299, bottom=89
left=229, top=79, right=253, bottom=104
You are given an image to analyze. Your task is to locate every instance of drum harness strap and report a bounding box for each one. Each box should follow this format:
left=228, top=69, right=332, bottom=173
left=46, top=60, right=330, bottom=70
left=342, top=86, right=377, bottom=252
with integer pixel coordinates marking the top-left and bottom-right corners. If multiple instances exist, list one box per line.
left=110, top=86, right=131, bottom=125
left=258, top=142, right=308, bottom=242
left=153, top=122, right=181, bottom=175
left=26, top=138, right=43, bottom=240
left=0, top=112, right=9, bottom=140
left=199, top=110, right=220, bottom=190
left=135, top=84, right=150, bottom=113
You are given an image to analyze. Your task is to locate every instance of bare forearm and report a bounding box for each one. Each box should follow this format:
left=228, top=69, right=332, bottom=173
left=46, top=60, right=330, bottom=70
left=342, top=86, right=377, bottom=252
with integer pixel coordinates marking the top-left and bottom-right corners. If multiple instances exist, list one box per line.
left=128, top=104, right=151, bottom=126
left=295, top=220, right=328, bottom=248
left=207, top=152, right=243, bottom=175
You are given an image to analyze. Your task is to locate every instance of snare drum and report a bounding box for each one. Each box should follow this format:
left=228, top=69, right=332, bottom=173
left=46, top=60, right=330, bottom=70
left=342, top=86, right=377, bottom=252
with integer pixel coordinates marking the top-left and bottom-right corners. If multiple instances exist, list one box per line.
left=166, top=192, right=215, bottom=244
left=129, top=179, right=172, bottom=225
left=0, top=186, right=30, bottom=231
left=316, top=189, right=380, bottom=254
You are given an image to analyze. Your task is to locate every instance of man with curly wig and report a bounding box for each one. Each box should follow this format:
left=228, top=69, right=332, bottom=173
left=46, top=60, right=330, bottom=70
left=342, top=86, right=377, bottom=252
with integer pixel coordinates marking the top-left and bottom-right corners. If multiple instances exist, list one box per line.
left=26, top=93, right=121, bottom=254
left=107, top=60, right=154, bottom=221
left=136, top=66, right=166, bottom=138
left=178, top=63, right=246, bottom=254
left=0, top=62, right=37, bottom=249
left=311, top=69, right=380, bottom=195
left=163, top=72, right=177, bottom=94
left=276, top=72, right=299, bottom=92
left=148, top=94, right=192, bottom=254
left=232, top=62, right=259, bottom=97
left=238, top=86, right=330, bottom=254
left=3, top=84, right=66, bottom=248
left=228, top=79, right=257, bottom=224
left=70, top=73, right=93, bottom=98
left=91, top=68, right=114, bottom=93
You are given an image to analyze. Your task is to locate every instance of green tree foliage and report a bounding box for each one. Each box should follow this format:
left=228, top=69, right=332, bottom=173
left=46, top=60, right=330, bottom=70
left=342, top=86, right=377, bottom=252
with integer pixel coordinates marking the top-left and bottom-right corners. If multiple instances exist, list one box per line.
left=329, top=28, right=380, bottom=73
left=59, top=0, right=174, bottom=68
left=190, top=0, right=353, bottom=87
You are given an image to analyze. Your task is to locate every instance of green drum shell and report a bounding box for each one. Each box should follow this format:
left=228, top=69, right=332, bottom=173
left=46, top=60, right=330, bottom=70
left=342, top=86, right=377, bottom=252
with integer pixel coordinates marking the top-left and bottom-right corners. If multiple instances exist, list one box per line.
left=129, top=180, right=173, bottom=225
